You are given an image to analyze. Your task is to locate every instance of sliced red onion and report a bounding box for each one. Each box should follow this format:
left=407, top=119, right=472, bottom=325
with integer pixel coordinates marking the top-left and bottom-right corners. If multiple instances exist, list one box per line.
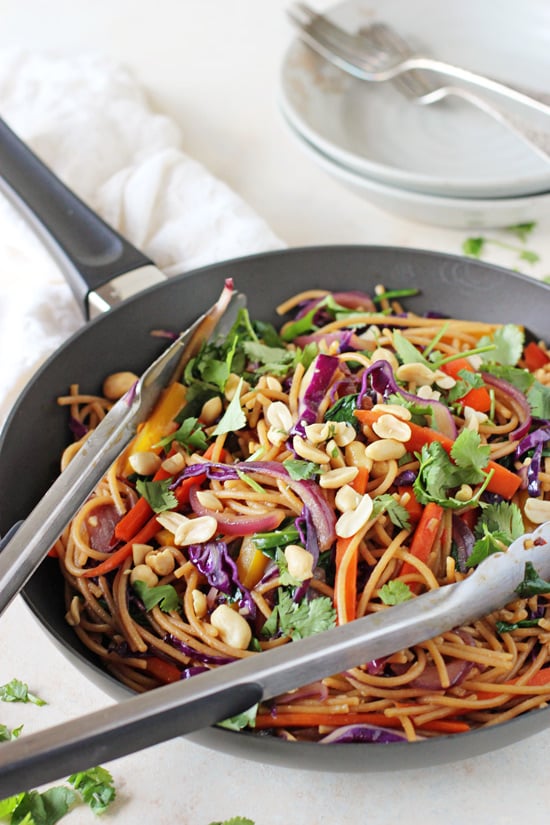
left=188, top=484, right=285, bottom=536
left=481, top=371, right=532, bottom=440
left=243, top=461, right=336, bottom=551
left=86, top=504, right=120, bottom=552
left=319, top=723, right=413, bottom=744
left=277, top=681, right=329, bottom=704
left=360, top=360, right=457, bottom=439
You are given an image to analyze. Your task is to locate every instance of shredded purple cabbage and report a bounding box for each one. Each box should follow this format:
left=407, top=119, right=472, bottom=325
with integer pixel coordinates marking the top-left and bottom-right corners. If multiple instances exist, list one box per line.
left=291, top=353, right=340, bottom=438
left=515, top=424, right=550, bottom=497
left=69, top=416, right=88, bottom=439
left=358, top=360, right=456, bottom=438
left=319, top=724, right=411, bottom=744
left=187, top=541, right=256, bottom=618
left=394, top=469, right=417, bottom=487
left=168, top=635, right=235, bottom=665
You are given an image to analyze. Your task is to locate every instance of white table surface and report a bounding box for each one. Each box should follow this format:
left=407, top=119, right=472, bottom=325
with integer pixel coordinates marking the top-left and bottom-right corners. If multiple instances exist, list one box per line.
left=0, top=2, right=549, bottom=824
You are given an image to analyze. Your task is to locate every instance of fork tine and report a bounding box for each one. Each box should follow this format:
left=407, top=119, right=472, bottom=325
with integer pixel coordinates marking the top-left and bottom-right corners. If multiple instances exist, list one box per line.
left=361, top=23, right=438, bottom=99
left=287, top=3, right=381, bottom=72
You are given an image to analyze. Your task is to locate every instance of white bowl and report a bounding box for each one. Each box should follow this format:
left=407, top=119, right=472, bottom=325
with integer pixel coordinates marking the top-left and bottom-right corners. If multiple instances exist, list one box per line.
left=280, top=0, right=550, bottom=199
left=282, top=110, right=550, bottom=229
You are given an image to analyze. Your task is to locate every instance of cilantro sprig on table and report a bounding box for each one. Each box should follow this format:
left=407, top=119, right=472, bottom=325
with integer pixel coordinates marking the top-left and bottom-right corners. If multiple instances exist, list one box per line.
left=462, top=222, right=540, bottom=265
left=0, top=767, right=116, bottom=823
left=0, top=680, right=45, bottom=707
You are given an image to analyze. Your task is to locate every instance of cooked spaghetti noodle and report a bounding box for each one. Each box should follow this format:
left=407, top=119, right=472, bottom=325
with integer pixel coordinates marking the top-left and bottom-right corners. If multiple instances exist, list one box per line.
left=54, top=285, right=550, bottom=744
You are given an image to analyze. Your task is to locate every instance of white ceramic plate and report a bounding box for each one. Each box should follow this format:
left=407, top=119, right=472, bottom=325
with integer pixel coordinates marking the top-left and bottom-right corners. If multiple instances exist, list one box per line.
left=280, top=0, right=550, bottom=198
left=282, top=110, right=550, bottom=228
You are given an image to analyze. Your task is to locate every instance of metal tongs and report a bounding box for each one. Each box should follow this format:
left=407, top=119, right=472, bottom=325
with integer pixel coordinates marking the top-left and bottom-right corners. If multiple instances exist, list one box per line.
left=0, top=521, right=549, bottom=795
left=0, top=279, right=244, bottom=616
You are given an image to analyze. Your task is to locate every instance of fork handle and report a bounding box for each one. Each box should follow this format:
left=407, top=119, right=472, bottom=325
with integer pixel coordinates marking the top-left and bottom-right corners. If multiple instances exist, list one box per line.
left=421, top=85, right=550, bottom=163
left=395, top=56, right=550, bottom=122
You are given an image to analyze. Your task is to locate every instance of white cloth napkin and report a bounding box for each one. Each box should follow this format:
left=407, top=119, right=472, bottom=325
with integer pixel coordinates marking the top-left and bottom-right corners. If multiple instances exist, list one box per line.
left=0, top=48, right=283, bottom=428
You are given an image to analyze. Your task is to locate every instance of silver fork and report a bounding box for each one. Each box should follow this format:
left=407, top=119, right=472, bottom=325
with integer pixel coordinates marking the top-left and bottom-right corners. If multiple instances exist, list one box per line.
left=287, top=2, right=550, bottom=158
left=358, top=22, right=550, bottom=163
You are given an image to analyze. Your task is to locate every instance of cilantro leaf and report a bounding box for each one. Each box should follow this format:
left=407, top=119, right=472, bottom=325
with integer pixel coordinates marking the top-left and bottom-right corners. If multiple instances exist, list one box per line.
left=378, top=580, right=413, bottom=605
left=528, top=380, right=550, bottom=419
left=283, top=459, right=320, bottom=480
left=212, top=378, right=247, bottom=436
left=242, top=341, right=294, bottom=377
left=9, top=787, right=77, bottom=825
left=274, top=549, right=304, bottom=587
left=217, top=704, right=258, bottom=731
left=515, top=561, right=550, bottom=598
left=462, top=237, right=485, bottom=258
left=467, top=502, right=524, bottom=567
left=0, top=795, right=25, bottom=818
left=482, top=363, right=534, bottom=394
left=496, top=618, right=541, bottom=633
left=479, top=325, right=524, bottom=366
left=506, top=221, right=536, bottom=242
left=262, top=591, right=336, bottom=641
left=0, top=723, right=23, bottom=742
left=373, top=494, right=410, bottom=530
left=157, top=416, right=208, bottom=452
left=208, top=818, right=255, bottom=825
left=133, top=580, right=180, bottom=612
left=392, top=330, right=429, bottom=366
left=0, top=679, right=46, bottom=706
left=68, top=766, right=116, bottom=815
left=135, top=478, right=178, bottom=513
left=446, top=369, right=486, bottom=404
left=450, top=429, right=490, bottom=483
left=324, top=394, right=360, bottom=429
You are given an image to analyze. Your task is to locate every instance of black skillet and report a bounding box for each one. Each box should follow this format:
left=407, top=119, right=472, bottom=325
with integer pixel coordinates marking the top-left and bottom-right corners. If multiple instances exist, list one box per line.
left=1, top=116, right=550, bottom=772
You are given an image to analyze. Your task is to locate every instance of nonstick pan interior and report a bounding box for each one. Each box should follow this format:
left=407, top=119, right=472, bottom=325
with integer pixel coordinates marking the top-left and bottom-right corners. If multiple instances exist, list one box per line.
left=2, top=244, right=550, bottom=771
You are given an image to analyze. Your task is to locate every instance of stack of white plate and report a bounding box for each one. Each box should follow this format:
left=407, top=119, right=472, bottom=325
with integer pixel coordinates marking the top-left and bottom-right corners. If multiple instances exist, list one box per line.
left=279, top=0, right=550, bottom=228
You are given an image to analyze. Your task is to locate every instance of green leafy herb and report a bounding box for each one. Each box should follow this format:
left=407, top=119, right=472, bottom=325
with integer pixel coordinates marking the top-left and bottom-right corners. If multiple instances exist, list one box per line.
left=482, top=363, right=534, bottom=394
left=373, top=494, right=410, bottom=530
left=208, top=817, right=255, bottom=825
left=252, top=524, right=300, bottom=556
left=496, top=618, right=541, bottom=634
left=515, top=561, right=550, bottom=598
left=212, top=377, right=247, bottom=436
left=467, top=502, right=524, bottom=567
left=462, top=225, right=539, bottom=265
left=132, top=580, right=180, bottom=612
left=5, top=786, right=77, bottom=825
left=324, top=393, right=360, bottom=429
left=156, top=416, right=208, bottom=452
left=68, top=767, right=115, bottom=815
left=135, top=478, right=178, bottom=513
left=262, top=591, right=336, bottom=641
left=242, top=341, right=295, bottom=376
left=378, top=580, right=413, bottom=605
left=274, top=549, right=304, bottom=587
left=528, top=380, right=550, bottom=419
left=282, top=459, right=320, bottom=480
left=479, top=325, right=524, bottom=367
left=0, top=680, right=46, bottom=706
left=414, top=430, right=491, bottom=509
left=217, top=704, right=258, bottom=732
left=446, top=369, right=486, bottom=404
left=506, top=221, right=537, bottom=242
left=0, top=723, right=23, bottom=742
left=392, top=330, right=429, bottom=366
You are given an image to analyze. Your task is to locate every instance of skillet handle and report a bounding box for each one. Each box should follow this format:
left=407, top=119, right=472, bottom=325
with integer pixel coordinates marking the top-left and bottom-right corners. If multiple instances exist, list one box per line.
left=0, top=117, right=165, bottom=318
